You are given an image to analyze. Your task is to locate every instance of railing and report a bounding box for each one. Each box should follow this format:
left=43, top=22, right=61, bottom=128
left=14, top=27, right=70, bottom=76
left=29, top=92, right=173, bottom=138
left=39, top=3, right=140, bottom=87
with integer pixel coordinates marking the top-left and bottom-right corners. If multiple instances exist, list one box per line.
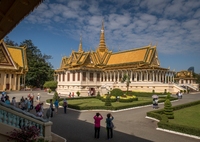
left=173, top=83, right=186, bottom=91
left=0, top=101, right=52, bottom=141
left=184, top=84, right=199, bottom=91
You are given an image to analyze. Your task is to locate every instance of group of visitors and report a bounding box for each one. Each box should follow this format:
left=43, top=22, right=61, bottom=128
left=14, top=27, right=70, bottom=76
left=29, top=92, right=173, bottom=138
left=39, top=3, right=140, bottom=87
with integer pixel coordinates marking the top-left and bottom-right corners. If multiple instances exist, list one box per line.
left=176, top=91, right=183, bottom=99
left=68, top=92, right=75, bottom=98
left=1, top=92, right=35, bottom=112
left=45, top=98, right=68, bottom=120
left=93, top=112, right=114, bottom=139
left=1, top=92, right=11, bottom=105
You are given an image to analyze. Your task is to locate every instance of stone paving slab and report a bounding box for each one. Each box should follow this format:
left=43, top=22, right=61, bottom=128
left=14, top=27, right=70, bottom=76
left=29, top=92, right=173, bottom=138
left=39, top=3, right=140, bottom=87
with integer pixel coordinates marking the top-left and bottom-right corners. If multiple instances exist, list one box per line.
left=5, top=91, right=200, bottom=142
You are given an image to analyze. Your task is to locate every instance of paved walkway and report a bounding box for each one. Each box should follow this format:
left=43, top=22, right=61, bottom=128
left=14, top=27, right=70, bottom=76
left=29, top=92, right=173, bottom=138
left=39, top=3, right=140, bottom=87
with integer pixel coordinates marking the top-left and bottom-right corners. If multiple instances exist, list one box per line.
left=6, top=91, right=200, bottom=142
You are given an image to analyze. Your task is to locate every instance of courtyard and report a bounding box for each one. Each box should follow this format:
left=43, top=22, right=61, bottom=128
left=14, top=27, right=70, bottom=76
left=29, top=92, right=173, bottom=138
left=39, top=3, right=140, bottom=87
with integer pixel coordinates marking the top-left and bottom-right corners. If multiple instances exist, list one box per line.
left=6, top=91, right=200, bottom=142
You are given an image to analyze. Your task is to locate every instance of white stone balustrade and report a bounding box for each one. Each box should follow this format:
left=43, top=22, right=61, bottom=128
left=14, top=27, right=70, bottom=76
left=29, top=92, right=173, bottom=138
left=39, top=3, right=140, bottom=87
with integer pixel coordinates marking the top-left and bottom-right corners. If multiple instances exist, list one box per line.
left=0, top=101, right=52, bottom=141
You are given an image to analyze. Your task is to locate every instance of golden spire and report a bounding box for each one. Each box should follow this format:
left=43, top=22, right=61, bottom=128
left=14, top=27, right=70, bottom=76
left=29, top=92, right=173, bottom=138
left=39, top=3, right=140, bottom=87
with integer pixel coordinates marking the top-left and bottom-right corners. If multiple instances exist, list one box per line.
left=78, top=34, right=83, bottom=52
left=98, top=20, right=107, bottom=52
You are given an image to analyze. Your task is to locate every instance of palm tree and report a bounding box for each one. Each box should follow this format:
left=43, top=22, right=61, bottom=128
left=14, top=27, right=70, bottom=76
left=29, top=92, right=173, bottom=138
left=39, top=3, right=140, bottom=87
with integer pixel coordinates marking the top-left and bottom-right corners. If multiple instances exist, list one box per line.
left=121, top=74, right=131, bottom=95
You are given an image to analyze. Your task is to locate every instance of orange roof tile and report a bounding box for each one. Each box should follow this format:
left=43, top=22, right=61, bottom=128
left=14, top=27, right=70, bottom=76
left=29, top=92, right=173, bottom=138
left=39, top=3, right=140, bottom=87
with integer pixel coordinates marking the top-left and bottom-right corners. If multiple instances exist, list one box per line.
left=107, top=48, right=147, bottom=65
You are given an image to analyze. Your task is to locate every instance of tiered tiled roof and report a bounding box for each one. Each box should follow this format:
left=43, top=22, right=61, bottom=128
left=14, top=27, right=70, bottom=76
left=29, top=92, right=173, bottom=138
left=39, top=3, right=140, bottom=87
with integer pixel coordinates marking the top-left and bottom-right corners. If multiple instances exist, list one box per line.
left=56, top=22, right=167, bottom=72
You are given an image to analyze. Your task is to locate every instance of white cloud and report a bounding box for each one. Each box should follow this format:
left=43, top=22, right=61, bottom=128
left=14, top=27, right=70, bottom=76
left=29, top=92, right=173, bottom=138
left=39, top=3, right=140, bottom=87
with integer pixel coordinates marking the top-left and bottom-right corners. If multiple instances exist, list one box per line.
left=24, top=0, right=200, bottom=57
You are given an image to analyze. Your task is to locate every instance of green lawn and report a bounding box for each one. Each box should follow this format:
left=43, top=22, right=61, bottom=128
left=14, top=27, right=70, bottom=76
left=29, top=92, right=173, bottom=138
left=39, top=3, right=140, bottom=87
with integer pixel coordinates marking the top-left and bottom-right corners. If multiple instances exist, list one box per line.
left=67, top=97, right=166, bottom=108
left=169, top=104, right=200, bottom=129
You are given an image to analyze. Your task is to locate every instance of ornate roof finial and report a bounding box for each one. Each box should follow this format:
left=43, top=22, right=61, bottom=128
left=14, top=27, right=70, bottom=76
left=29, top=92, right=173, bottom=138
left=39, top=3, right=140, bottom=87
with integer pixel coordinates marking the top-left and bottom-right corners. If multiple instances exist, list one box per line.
left=78, top=34, right=83, bottom=52
left=97, top=20, right=107, bottom=52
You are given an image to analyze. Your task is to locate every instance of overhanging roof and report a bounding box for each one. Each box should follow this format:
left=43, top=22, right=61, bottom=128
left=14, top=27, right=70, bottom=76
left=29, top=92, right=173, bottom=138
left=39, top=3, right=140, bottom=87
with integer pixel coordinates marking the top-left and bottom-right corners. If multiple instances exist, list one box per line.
left=0, top=0, right=44, bottom=39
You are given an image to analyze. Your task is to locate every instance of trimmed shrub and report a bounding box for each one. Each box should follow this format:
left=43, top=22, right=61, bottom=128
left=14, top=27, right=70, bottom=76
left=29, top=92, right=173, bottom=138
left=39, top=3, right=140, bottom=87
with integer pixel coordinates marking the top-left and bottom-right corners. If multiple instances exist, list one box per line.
left=105, top=95, right=112, bottom=106
left=164, top=89, right=167, bottom=94
left=164, top=99, right=174, bottom=119
left=76, top=91, right=80, bottom=97
left=111, top=88, right=123, bottom=97
left=96, top=91, right=101, bottom=99
left=53, top=91, right=59, bottom=102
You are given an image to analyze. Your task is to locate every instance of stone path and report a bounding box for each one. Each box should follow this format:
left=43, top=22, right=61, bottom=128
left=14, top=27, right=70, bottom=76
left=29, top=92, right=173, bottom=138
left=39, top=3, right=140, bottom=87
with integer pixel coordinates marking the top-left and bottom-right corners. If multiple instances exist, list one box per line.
left=6, top=91, right=200, bottom=142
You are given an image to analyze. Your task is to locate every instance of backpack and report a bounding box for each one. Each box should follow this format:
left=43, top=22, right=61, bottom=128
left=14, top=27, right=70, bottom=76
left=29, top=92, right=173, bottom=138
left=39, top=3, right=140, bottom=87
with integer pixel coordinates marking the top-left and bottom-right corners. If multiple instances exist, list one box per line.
left=35, top=104, right=41, bottom=112
left=63, top=102, right=67, bottom=107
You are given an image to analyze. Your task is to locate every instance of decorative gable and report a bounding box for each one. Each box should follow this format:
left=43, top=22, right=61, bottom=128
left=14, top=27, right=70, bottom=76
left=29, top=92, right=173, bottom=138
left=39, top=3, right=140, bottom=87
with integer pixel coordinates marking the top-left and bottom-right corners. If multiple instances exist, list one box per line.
left=0, top=40, right=17, bottom=69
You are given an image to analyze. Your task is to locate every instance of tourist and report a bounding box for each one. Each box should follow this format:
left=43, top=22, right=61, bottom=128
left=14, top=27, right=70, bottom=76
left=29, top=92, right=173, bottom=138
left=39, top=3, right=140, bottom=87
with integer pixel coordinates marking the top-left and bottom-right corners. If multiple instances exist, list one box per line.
left=27, top=98, right=31, bottom=112
left=152, top=98, right=156, bottom=108
left=11, top=97, right=17, bottom=107
left=36, top=93, right=41, bottom=103
left=63, top=98, right=68, bottom=114
left=37, top=111, right=43, bottom=117
left=20, top=98, right=25, bottom=110
left=50, top=99, right=54, bottom=117
left=176, top=91, right=179, bottom=98
left=46, top=107, right=51, bottom=120
left=1, top=94, right=5, bottom=102
left=93, top=112, right=103, bottom=139
left=54, top=99, right=59, bottom=113
left=5, top=96, right=10, bottom=105
left=106, top=113, right=114, bottom=139
left=179, top=92, right=183, bottom=99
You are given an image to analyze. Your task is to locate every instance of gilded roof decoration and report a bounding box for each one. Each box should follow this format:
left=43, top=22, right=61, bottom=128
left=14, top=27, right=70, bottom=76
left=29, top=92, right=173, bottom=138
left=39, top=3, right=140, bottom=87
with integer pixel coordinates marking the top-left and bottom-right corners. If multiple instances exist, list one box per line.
left=176, top=70, right=194, bottom=78
left=56, top=22, right=166, bottom=72
left=0, top=40, right=28, bottom=73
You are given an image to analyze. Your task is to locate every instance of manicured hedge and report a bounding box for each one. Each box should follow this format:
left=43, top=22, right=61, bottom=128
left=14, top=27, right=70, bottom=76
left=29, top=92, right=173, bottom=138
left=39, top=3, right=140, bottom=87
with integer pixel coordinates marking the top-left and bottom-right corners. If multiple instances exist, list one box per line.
left=147, top=100, right=200, bottom=137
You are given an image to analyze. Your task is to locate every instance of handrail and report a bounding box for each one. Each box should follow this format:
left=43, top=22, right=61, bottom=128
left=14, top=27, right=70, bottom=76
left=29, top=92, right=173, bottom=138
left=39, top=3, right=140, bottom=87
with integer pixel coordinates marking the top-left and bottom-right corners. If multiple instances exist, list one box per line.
left=0, top=101, right=52, bottom=141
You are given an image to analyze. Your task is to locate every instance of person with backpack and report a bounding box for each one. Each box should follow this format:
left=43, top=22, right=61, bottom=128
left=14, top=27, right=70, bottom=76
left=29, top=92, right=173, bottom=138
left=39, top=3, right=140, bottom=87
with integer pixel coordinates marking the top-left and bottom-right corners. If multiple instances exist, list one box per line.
left=63, top=98, right=68, bottom=114
left=106, top=113, right=114, bottom=139
left=54, top=99, right=59, bottom=114
left=35, top=103, right=41, bottom=113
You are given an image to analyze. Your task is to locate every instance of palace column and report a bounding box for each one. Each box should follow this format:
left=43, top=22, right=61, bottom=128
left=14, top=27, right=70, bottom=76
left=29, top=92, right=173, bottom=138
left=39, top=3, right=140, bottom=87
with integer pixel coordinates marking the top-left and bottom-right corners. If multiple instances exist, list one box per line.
left=152, top=71, right=155, bottom=82
left=122, top=70, right=124, bottom=78
left=17, top=75, right=20, bottom=90
left=130, top=70, right=133, bottom=82
left=106, top=72, right=108, bottom=82
left=113, top=72, right=116, bottom=82
left=167, top=72, right=169, bottom=83
left=3, top=73, right=6, bottom=90
left=9, top=74, right=12, bottom=90
left=61, top=73, right=63, bottom=82
left=135, top=71, right=137, bottom=82
left=149, top=71, right=152, bottom=82
left=13, top=74, right=17, bottom=90
left=80, top=71, right=83, bottom=82
left=102, top=72, right=104, bottom=82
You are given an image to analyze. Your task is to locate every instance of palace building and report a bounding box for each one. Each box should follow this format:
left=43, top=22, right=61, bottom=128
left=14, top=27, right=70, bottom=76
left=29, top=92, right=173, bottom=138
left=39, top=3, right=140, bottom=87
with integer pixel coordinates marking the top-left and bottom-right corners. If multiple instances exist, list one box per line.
left=0, top=40, right=28, bottom=91
left=55, top=22, right=197, bottom=96
left=0, top=0, right=43, bottom=92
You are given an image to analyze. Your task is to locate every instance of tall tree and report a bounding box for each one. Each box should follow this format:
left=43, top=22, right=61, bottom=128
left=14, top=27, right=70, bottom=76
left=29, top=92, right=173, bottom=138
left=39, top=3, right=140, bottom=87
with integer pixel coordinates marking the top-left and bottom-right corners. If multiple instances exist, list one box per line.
left=20, top=40, right=54, bottom=88
left=4, top=36, right=18, bottom=46
left=193, top=72, right=200, bottom=84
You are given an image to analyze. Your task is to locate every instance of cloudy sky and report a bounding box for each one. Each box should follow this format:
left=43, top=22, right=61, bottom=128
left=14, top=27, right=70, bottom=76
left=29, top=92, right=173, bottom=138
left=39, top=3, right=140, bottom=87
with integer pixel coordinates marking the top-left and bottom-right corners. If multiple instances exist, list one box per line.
left=7, top=0, right=200, bottom=73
